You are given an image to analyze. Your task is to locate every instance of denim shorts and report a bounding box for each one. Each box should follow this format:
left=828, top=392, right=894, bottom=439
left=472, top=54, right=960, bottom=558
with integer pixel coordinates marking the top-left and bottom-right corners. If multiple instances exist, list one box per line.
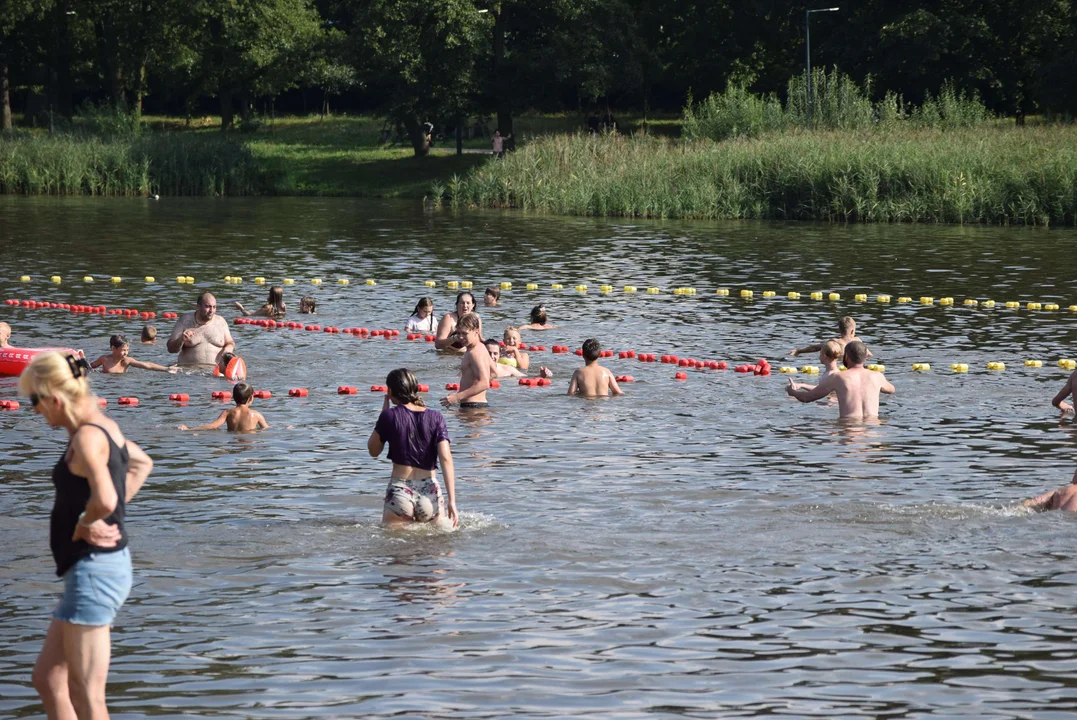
left=54, top=548, right=132, bottom=627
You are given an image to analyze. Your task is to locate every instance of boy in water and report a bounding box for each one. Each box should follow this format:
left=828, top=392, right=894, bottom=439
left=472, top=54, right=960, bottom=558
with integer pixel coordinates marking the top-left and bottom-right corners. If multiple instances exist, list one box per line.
left=214, top=352, right=247, bottom=381
left=441, top=313, right=490, bottom=409
left=568, top=338, right=623, bottom=397
left=179, top=382, right=269, bottom=432
left=484, top=287, right=501, bottom=307
left=786, top=340, right=894, bottom=419
left=790, top=316, right=870, bottom=358
left=141, top=325, right=157, bottom=344
left=1022, top=469, right=1077, bottom=511
left=1051, top=368, right=1076, bottom=414
left=485, top=339, right=524, bottom=378
left=0, top=321, right=11, bottom=347
left=90, top=334, right=178, bottom=373
left=299, top=296, right=317, bottom=314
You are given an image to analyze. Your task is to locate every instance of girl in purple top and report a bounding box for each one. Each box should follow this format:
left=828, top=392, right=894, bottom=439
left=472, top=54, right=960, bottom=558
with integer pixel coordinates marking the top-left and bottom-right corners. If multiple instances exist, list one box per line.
left=368, top=368, right=459, bottom=529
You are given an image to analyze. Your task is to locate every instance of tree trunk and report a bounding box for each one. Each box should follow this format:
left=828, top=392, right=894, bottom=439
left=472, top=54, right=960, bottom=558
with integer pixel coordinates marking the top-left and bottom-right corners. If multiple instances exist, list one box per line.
left=238, top=90, right=251, bottom=125
left=54, top=1, right=74, bottom=118
left=492, top=9, right=514, bottom=151
left=1, top=63, right=12, bottom=132
left=220, top=83, right=234, bottom=131
left=403, top=115, right=429, bottom=157
left=133, top=61, right=147, bottom=125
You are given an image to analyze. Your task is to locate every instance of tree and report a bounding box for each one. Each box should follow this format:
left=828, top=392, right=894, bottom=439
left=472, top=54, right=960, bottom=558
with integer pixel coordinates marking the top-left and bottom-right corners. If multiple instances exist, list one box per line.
left=0, top=0, right=53, bottom=130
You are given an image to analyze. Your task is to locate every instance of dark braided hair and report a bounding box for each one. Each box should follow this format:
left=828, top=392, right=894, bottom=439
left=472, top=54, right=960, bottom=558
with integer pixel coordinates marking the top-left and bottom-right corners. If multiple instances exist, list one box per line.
left=386, top=368, right=425, bottom=407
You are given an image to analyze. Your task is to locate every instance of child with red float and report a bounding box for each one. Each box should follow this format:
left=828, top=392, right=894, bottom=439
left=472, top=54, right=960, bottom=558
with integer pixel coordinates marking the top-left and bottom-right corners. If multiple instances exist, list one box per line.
left=178, top=382, right=269, bottom=432
left=213, top=352, right=247, bottom=381
left=90, top=335, right=178, bottom=374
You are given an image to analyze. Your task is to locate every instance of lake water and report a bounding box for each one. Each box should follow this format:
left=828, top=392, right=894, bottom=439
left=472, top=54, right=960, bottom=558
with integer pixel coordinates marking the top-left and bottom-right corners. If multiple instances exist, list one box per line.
left=2, top=197, right=1077, bottom=718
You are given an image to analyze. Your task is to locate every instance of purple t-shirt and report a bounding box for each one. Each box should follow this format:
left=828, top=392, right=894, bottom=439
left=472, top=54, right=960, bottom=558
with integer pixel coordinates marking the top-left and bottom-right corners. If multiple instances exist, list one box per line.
left=374, top=405, right=450, bottom=471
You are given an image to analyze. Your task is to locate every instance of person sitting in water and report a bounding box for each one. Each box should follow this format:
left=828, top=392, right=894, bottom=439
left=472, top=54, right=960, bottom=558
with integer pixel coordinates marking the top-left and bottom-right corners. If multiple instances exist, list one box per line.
left=368, top=368, right=458, bottom=529
left=213, top=352, right=247, bottom=381
left=499, top=326, right=530, bottom=371
left=441, top=313, right=490, bottom=408
left=485, top=339, right=524, bottom=378
left=166, top=292, right=235, bottom=366
left=518, top=304, right=556, bottom=331
left=1023, top=469, right=1077, bottom=511
left=569, top=338, right=623, bottom=397
left=179, top=382, right=269, bottom=432
left=435, top=292, right=482, bottom=352
left=785, top=340, right=893, bottom=419
left=235, top=286, right=286, bottom=319
left=140, top=325, right=157, bottom=344
left=484, top=287, right=500, bottom=307
left=790, top=316, right=870, bottom=358
left=1051, top=367, right=1076, bottom=415
left=405, top=297, right=438, bottom=334
left=298, top=296, right=317, bottom=314
left=0, top=321, right=10, bottom=348
left=90, top=335, right=178, bottom=374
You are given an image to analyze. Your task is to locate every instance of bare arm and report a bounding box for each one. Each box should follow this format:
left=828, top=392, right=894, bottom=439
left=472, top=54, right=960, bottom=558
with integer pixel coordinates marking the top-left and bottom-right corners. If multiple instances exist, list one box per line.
left=255, top=411, right=270, bottom=429
left=568, top=370, right=580, bottom=395
left=790, top=344, right=821, bottom=357
left=438, top=440, right=458, bottom=528
left=787, top=376, right=836, bottom=403
left=879, top=376, right=896, bottom=394
left=166, top=320, right=187, bottom=353
left=1022, top=489, right=1058, bottom=511
left=126, top=358, right=173, bottom=372
left=434, top=315, right=464, bottom=351
left=608, top=373, right=624, bottom=396
left=367, top=429, right=385, bottom=458
left=1052, top=372, right=1075, bottom=413
left=180, top=410, right=229, bottom=431
left=217, top=324, right=236, bottom=362
left=124, top=441, right=153, bottom=502
left=69, top=429, right=119, bottom=526
left=90, top=355, right=105, bottom=369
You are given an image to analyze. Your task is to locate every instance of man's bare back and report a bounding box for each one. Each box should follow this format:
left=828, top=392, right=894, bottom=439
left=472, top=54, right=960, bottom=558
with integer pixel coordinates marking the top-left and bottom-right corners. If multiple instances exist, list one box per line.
left=167, top=311, right=233, bottom=365
left=569, top=363, right=623, bottom=397
left=787, top=342, right=893, bottom=419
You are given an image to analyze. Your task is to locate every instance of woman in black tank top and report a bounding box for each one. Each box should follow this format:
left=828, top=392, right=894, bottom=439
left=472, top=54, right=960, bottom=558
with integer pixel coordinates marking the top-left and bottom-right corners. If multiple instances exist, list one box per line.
left=20, top=351, right=154, bottom=720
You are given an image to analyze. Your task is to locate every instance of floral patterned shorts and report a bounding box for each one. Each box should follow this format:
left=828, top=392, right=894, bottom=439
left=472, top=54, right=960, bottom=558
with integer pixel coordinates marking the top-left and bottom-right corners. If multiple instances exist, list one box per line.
left=384, top=476, right=444, bottom=522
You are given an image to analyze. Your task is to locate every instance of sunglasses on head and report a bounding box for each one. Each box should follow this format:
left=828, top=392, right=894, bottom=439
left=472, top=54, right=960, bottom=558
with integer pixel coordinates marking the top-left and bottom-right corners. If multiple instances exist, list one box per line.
left=30, top=393, right=44, bottom=407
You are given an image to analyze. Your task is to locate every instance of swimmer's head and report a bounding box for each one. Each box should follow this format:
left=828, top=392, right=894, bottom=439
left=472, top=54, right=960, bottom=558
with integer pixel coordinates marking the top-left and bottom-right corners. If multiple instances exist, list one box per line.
left=232, top=381, right=254, bottom=405
left=582, top=338, right=601, bottom=363
left=386, top=368, right=425, bottom=407
left=839, top=316, right=855, bottom=335
left=299, top=296, right=316, bottom=314
left=503, top=326, right=520, bottom=346
left=413, top=296, right=433, bottom=317
left=267, top=286, right=284, bottom=309
left=455, top=292, right=476, bottom=315
left=109, top=334, right=129, bottom=356
left=196, top=292, right=217, bottom=321
left=484, top=338, right=501, bottom=363
left=19, top=352, right=93, bottom=428
left=218, top=352, right=236, bottom=372
left=529, top=304, right=547, bottom=325
left=140, top=325, right=156, bottom=343
left=820, top=339, right=843, bottom=362
left=456, top=312, right=481, bottom=338
left=843, top=340, right=869, bottom=367
left=484, top=287, right=500, bottom=306
left=0, top=321, right=10, bottom=345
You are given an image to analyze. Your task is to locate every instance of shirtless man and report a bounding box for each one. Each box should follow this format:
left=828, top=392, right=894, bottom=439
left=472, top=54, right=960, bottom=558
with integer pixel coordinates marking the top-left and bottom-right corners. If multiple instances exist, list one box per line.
left=435, top=292, right=482, bottom=353
left=0, top=322, right=10, bottom=348
left=785, top=340, right=894, bottom=419
left=166, top=292, right=235, bottom=366
left=485, top=339, right=524, bottom=378
left=1051, top=368, right=1076, bottom=415
left=791, top=316, right=870, bottom=358
left=568, top=338, right=623, bottom=397
left=1022, top=469, right=1077, bottom=512
left=441, top=313, right=490, bottom=409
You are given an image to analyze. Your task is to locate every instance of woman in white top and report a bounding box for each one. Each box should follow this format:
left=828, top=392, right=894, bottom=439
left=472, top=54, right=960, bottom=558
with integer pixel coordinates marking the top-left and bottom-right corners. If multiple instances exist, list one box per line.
left=405, top=297, right=438, bottom=333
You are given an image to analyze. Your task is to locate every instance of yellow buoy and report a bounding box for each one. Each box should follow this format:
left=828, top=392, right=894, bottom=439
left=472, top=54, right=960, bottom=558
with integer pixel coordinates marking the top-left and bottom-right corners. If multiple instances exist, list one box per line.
left=788, top=291, right=801, bottom=299
left=1027, top=302, right=1042, bottom=310
left=1060, top=359, right=1077, bottom=370
left=144, top=276, right=154, bottom=283
left=364, top=279, right=375, bottom=286
left=51, top=275, right=62, bottom=284
left=232, top=276, right=243, bottom=284
left=810, top=292, right=823, bottom=300
left=19, top=275, right=31, bottom=282
left=854, top=293, right=867, bottom=301
left=715, top=288, right=729, bottom=296
left=176, top=276, right=187, bottom=284
left=500, top=281, right=512, bottom=290
left=912, top=363, right=931, bottom=371
left=600, top=285, right=613, bottom=293
left=950, top=363, right=969, bottom=373
left=897, top=296, right=911, bottom=303
left=877, top=295, right=891, bottom=302
left=987, top=361, right=1006, bottom=370
left=982, top=300, right=995, bottom=307
left=111, top=276, right=122, bottom=283
left=763, top=291, right=776, bottom=298
left=526, top=283, right=539, bottom=290
left=867, top=364, right=885, bottom=372
left=1024, top=359, right=1043, bottom=367
left=447, top=281, right=459, bottom=289
left=311, top=278, right=323, bottom=285
left=283, top=278, right=294, bottom=285
left=963, top=299, right=978, bottom=306
left=800, top=365, right=820, bottom=375
left=646, top=287, right=659, bottom=294
left=254, top=277, right=266, bottom=285
left=1045, top=303, right=1059, bottom=311
left=740, top=289, right=754, bottom=298
left=939, top=297, right=954, bottom=306
left=828, top=292, right=841, bottom=301
left=552, top=284, right=564, bottom=290
left=425, top=280, right=437, bottom=287
left=920, top=296, right=934, bottom=305
left=461, top=281, right=473, bottom=289
left=83, top=276, right=94, bottom=283
left=779, top=366, right=797, bottom=374
left=575, top=284, right=588, bottom=293
left=339, top=279, right=350, bottom=285
left=1070, top=305, right=1077, bottom=312
left=624, top=286, right=637, bottom=293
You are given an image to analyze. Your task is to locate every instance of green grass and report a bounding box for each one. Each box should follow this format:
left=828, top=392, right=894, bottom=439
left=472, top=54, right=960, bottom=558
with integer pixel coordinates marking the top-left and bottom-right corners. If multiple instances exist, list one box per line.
left=446, top=126, right=1077, bottom=226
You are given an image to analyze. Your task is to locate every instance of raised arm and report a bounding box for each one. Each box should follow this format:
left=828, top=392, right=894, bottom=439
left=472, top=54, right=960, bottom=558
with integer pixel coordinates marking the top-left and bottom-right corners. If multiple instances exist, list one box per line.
left=89, top=355, right=105, bottom=369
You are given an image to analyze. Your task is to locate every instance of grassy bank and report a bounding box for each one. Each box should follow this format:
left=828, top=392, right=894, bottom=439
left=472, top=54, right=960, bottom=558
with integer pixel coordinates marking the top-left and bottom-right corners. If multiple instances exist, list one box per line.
left=445, top=126, right=1077, bottom=226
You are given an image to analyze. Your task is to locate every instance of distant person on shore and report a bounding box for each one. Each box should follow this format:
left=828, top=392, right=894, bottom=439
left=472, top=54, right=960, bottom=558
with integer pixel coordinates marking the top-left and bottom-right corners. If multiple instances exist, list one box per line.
left=1051, top=368, right=1076, bottom=415
left=91, top=335, right=178, bottom=374
left=405, top=297, right=438, bottom=334
left=179, top=382, right=268, bottom=432
left=1022, top=469, right=1077, bottom=511
left=484, top=287, right=501, bottom=307
left=435, top=292, right=482, bottom=353
left=785, top=341, right=893, bottom=419
left=140, top=325, right=156, bottom=344
left=298, top=296, right=317, bottom=314
left=519, top=304, right=556, bottom=331
left=569, top=338, right=623, bottom=397
left=368, top=368, right=458, bottom=529
left=500, top=326, right=530, bottom=371
left=441, top=313, right=490, bottom=409
left=235, top=286, right=286, bottom=319
left=791, top=316, right=869, bottom=358
left=166, top=292, right=235, bottom=366
left=492, top=130, right=511, bottom=158
left=485, top=339, right=523, bottom=378
left=0, top=321, right=11, bottom=347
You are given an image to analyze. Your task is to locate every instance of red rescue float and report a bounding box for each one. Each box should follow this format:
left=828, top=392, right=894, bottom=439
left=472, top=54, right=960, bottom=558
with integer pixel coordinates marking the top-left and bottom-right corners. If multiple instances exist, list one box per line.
left=0, top=346, right=80, bottom=377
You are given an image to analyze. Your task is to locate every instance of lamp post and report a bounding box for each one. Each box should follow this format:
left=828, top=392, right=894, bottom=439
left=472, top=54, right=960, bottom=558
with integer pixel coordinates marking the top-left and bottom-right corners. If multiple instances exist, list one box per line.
left=805, top=7, right=839, bottom=123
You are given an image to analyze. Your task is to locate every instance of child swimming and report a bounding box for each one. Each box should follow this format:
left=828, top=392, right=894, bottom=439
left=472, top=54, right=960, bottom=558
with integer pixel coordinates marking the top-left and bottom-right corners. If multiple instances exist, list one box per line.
left=178, top=382, right=269, bottom=432
left=90, top=335, right=178, bottom=374
left=235, top=286, right=286, bottom=319
left=140, top=325, right=157, bottom=344
left=298, top=296, right=317, bottom=314
left=568, top=338, right=623, bottom=397
left=519, top=304, right=556, bottom=331
left=213, top=352, right=247, bottom=381
left=500, top=326, right=530, bottom=371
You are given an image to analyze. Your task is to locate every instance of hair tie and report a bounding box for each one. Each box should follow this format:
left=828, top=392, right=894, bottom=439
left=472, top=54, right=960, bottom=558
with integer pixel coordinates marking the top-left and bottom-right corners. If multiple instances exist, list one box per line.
left=66, top=354, right=90, bottom=379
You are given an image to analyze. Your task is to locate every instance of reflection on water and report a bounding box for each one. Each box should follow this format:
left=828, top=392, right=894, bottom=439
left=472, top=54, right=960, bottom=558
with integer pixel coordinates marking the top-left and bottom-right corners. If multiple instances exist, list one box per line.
left=2, top=198, right=1077, bottom=717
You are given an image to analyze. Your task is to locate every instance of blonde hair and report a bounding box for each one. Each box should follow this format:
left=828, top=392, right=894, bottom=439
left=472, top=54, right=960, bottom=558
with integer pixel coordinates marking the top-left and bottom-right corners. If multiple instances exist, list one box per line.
left=503, top=325, right=520, bottom=343
left=18, top=352, right=94, bottom=427
left=457, top=312, right=481, bottom=333
left=821, top=340, right=844, bottom=361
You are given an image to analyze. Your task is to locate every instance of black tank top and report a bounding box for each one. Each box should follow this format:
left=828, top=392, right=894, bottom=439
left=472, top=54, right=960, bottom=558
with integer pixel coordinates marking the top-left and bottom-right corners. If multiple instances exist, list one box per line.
left=50, top=423, right=129, bottom=576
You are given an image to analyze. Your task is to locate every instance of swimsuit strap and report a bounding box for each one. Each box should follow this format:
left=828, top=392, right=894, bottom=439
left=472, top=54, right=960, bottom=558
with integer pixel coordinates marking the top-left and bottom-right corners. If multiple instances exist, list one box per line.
left=82, top=422, right=122, bottom=450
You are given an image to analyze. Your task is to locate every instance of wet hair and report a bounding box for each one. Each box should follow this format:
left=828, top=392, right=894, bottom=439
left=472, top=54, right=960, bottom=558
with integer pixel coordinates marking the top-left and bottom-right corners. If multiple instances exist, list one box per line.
left=839, top=316, right=855, bottom=335
left=233, top=382, right=254, bottom=405
left=843, top=340, right=869, bottom=367
left=18, top=351, right=94, bottom=427
left=582, top=338, right=601, bottom=363
left=485, top=287, right=501, bottom=301
left=141, top=325, right=157, bottom=342
left=386, top=368, right=425, bottom=407
left=455, top=291, right=476, bottom=312
left=220, top=352, right=236, bottom=369
left=484, top=338, right=500, bottom=352
left=530, top=305, right=547, bottom=324
left=197, top=292, right=216, bottom=307
left=299, top=296, right=316, bottom=313
left=821, top=339, right=843, bottom=361
left=267, top=286, right=285, bottom=314
left=412, top=296, right=433, bottom=315
left=457, top=312, right=481, bottom=333
left=109, top=334, right=128, bottom=348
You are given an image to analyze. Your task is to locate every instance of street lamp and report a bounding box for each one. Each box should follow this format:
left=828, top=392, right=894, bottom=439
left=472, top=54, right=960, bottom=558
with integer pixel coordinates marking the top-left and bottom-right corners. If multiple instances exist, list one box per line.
left=805, top=7, right=839, bottom=123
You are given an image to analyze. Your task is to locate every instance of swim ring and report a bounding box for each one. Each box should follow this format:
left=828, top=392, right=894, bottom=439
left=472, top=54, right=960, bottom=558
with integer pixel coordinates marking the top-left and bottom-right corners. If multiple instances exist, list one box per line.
left=0, top=347, right=79, bottom=377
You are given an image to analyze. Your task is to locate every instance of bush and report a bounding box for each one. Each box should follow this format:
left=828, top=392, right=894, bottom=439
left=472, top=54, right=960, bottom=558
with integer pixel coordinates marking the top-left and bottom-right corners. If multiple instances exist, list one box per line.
left=682, top=83, right=787, bottom=141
